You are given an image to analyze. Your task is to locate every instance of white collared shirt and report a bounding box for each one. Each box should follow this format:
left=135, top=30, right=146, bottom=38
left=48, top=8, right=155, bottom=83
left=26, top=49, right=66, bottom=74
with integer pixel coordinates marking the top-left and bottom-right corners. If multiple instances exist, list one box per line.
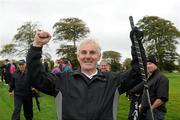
left=82, top=69, right=98, bottom=79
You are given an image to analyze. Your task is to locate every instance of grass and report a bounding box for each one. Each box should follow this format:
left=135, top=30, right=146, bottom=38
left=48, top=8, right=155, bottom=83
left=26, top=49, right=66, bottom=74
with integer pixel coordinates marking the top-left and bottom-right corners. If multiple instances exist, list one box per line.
left=118, top=72, right=180, bottom=120
left=0, top=72, right=180, bottom=120
left=0, top=82, right=56, bottom=120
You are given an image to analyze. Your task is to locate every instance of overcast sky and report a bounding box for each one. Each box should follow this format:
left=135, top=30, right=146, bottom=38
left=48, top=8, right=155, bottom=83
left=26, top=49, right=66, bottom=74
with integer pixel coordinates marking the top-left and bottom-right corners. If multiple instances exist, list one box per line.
left=0, top=0, right=180, bottom=60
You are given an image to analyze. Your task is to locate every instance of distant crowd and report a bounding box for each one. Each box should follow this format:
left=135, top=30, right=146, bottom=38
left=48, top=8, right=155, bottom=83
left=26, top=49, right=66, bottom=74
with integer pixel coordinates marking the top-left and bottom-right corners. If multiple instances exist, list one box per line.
left=0, top=58, right=111, bottom=85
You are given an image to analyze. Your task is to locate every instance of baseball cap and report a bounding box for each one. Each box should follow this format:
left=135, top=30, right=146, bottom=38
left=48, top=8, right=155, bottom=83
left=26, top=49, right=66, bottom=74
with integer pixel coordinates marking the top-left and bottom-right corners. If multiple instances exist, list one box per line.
left=18, top=59, right=26, bottom=64
left=147, top=55, right=157, bottom=65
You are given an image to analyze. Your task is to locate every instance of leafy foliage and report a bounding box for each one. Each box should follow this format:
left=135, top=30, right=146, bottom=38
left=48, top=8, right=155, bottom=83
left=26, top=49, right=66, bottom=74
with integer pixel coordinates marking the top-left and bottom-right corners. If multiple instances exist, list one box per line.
left=122, top=58, right=132, bottom=70
left=56, top=44, right=79, bottom=69
left=102, top=51, right=122, bottom=72
left=53, top=17, right=90, bottom=70
left=102, top=51, right=121, bottom=63
left=0, top=22, right=40, bottom=58
left=0, top=22, right=51, bottom=59
left=137, top=16, right=180, bottom=70
left=0, top=44, right=17, bottom=58
left=53, top=17, right=90, bottom=47
left=13, top=22, right=40, bottom=57
left=176, top=56, right=180, bottom=71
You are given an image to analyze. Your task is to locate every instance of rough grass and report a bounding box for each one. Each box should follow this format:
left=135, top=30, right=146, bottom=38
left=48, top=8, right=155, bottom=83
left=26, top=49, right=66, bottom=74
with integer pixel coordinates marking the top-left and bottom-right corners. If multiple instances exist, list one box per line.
left=0, top=72, right=179, bottom=120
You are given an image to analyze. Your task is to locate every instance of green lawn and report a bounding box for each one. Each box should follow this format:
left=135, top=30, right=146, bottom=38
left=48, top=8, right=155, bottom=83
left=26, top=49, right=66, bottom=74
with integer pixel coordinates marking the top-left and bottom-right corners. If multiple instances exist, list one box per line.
left=0, top=82, right=56, bottom=120
left=0, top=72, right=180, bottom=120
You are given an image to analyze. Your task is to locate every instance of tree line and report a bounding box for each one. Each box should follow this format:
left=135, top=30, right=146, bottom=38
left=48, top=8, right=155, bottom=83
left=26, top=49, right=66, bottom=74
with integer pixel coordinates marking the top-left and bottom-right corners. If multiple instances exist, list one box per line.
left=0, top=16, right=180, bottom=72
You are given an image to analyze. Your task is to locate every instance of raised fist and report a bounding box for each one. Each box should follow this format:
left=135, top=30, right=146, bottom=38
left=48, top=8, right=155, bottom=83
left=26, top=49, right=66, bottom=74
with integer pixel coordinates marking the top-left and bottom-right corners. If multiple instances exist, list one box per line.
left=33, top=31, right=51, bottom=47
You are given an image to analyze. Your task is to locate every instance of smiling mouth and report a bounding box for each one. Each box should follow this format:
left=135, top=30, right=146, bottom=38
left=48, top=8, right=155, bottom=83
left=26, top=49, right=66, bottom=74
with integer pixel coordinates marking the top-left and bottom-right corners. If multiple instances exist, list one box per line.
left=84, top=63, right=92, bottom=65
left=84, top=60, right=93, bottom=63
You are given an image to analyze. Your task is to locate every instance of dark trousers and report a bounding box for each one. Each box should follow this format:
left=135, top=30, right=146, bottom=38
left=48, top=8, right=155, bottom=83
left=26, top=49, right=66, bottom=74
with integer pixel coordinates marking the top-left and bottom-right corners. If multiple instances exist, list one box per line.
left=4, top=73, right=11, bottom=84
left=140, top=109, right=165, bottom=120
left=11, top=95, right=33, bottom=120
left=1, top=71, right=4, bottom=82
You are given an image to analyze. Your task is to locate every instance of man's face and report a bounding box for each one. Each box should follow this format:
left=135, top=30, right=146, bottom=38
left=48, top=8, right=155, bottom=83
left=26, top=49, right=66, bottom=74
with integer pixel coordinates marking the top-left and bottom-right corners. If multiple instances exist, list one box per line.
left=77, top=42, right=100, bottom=72
left=57, top=59, right=63, bottom=65
left=99, top=61, right=109, bottom=72
left=18, top=64, right=26, bottom=72
left=147, top=62, right=157, bottom=75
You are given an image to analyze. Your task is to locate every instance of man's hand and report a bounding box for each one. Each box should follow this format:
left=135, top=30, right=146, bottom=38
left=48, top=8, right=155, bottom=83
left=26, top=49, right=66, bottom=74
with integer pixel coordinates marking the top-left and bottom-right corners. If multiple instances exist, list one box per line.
left=32, top=87, right=38, bottom=92
left=33, top=31, right=51, bottom=47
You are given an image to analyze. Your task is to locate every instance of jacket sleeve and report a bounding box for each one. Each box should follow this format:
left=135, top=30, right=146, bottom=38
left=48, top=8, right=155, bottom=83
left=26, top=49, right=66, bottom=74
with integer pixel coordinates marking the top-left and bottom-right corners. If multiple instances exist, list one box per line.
left=128, top=81, right=144, bottom=95
left=118, top=41, right=146, bottom=94
left=26, top=45, right=58, bottom=97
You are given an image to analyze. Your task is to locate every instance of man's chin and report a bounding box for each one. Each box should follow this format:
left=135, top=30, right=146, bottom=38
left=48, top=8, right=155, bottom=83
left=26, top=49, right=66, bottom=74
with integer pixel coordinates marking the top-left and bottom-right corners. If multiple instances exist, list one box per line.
left=82, top=66, right=94, bottom=71
left=83, top=67, right=93, bottom=71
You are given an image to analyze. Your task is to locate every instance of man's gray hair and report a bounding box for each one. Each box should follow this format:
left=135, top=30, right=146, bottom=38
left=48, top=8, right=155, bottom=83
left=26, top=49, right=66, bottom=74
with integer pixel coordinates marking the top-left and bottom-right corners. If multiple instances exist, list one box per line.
left=77, top=38, right=101, bottom=55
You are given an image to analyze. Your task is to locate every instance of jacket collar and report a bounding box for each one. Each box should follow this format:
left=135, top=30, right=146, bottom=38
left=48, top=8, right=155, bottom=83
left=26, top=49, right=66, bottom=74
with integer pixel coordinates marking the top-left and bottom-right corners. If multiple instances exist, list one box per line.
left=148, top=68, right=160, bottom=80
left=72, top=70, right=107, bottom=85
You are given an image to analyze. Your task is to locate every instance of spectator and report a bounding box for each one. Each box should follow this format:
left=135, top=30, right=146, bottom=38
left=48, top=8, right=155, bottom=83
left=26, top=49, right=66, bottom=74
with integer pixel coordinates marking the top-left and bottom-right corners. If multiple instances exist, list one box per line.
left=139, top=55, right=169, bottom=120
left=57, top=58, right=64, bottom=72
left=43, top=59, right=50, bottom=72
left=99, top=59, right=111, bottom=72
left=52, top=61, right=61, bottom=74
left=10, top=60, right=17, bottom=75
left=0, top=62, right=5, bottom=83
left=62, top=59, right=72, bottom=72
left=2, top=59, right=11, bottom=85
left=9, top=59, right=34, bottom=120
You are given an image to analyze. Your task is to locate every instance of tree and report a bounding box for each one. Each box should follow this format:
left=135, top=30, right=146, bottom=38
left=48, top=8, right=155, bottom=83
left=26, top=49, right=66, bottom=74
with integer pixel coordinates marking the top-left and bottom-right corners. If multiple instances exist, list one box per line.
left=53, top=17, right=90, bottom=47
left=163, top=61, right=176, bottom=72
left=177, top=56, right=180, bottom=71
left=12, top=22, right=40, bottom=57
left=0, top=22, right=40, bottom=58
left=0, top=22, right=51, bottom=59
left=137, top=16, right=180, bottom=70
left=56, top=44, right=79, bottom=69
left=53, top=17, right=90, bottom=69
left=56, top=45, right=76, bottom=58
left=122, top=58, right=132, bottom=70
left=102, top=51, right=122, bottom=72
left=0, top=44, right=17, bottom=58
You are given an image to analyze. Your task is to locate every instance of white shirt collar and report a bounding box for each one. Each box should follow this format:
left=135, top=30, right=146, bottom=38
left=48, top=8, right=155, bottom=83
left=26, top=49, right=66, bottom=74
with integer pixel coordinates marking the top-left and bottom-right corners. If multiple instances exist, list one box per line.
left=82, top=69, right=98, bottom=79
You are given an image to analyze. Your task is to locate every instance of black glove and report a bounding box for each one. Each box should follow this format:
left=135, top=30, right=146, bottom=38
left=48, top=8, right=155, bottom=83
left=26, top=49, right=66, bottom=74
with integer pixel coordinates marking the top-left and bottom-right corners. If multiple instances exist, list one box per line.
left=130, top=27, right=144, bottom=43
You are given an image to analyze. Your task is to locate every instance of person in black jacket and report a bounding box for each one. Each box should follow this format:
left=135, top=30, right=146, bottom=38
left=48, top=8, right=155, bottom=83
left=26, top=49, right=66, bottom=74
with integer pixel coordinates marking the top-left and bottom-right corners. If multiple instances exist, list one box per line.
left=1, top=59, right=11, bottom=85
left=9, top=59, right=33, bottom=120
left=139, top=55, right=169, bottom=120
left=26, top=28, right=145, bottom=120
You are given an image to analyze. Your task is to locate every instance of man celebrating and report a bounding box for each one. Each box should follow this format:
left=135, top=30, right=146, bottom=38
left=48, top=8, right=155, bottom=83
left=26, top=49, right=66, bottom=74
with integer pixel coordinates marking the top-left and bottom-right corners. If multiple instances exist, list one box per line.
left=26, top=28, right=145, bottom=120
